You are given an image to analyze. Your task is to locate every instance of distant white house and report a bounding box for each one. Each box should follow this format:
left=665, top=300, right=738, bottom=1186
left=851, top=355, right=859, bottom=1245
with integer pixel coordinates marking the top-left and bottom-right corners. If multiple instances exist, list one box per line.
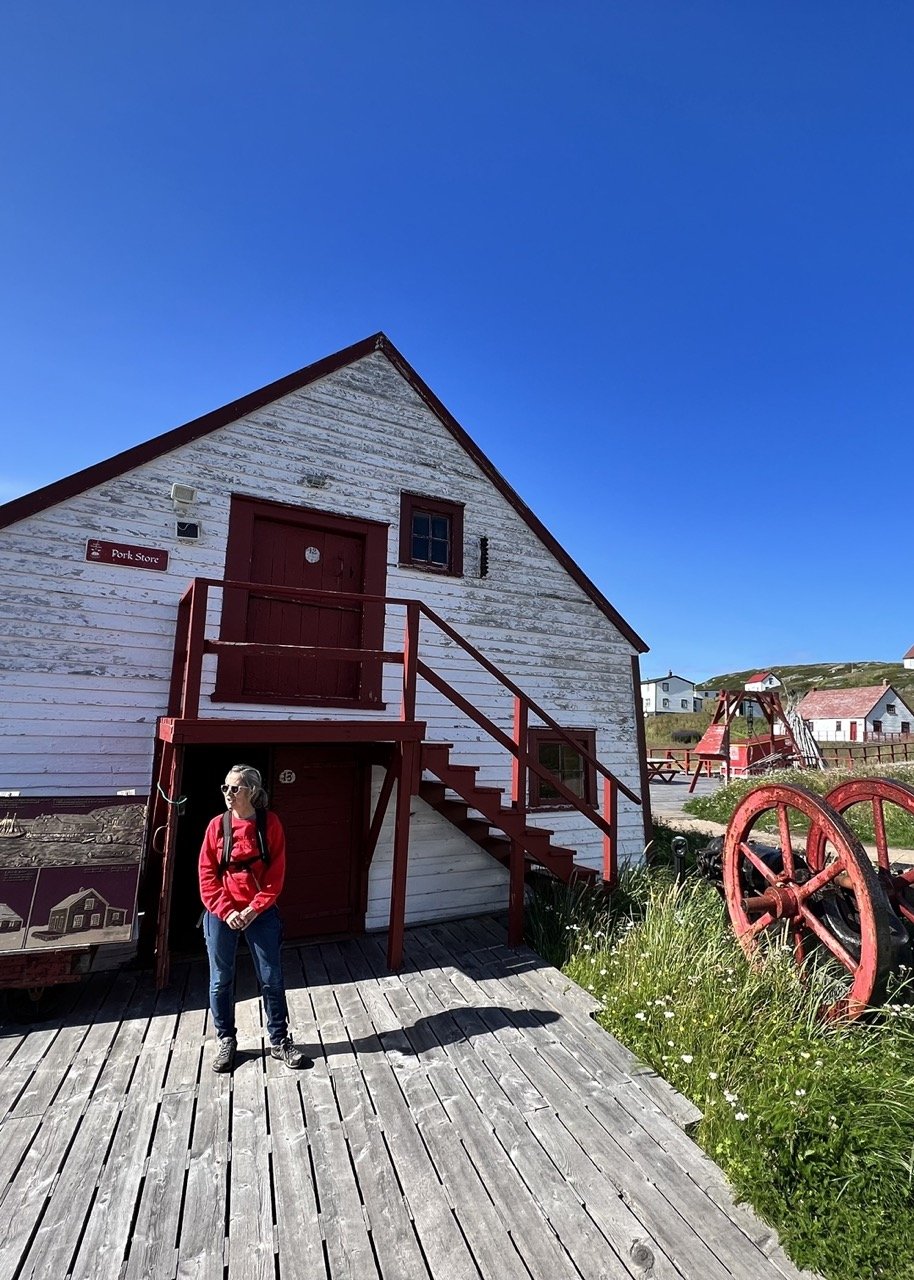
left=797, top=685, right=914, bottom=742
left=745, top=671, right=781, bottom=692
left=641, top=672, right=703, bottom=715
left=904, top=646, right=914, bottom=671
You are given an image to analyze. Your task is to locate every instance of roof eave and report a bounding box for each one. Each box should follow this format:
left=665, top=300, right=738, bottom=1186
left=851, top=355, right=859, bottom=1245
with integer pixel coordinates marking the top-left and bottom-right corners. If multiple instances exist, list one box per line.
left=0, top=332, right=648, bottom=653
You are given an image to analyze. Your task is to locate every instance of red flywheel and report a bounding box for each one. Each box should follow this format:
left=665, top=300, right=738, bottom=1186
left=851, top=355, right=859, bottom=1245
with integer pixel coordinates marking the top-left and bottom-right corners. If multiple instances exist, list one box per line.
left=722, top=783, right=895, bottom=1019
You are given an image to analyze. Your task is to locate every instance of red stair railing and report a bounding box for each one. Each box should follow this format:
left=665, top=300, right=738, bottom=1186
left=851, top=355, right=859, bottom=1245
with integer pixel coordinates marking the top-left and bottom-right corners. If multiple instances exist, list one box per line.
left=167, top=579, right=642, bottom=907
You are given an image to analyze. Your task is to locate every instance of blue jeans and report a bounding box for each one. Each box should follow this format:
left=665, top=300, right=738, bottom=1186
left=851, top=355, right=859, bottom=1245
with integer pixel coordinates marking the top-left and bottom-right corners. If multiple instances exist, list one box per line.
left=203, top=906, right=290, bottom=1044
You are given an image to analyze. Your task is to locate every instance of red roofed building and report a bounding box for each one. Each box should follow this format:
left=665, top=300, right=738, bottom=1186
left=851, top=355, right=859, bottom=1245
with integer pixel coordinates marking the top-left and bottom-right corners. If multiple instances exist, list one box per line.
left=745, top=671, right=780, bottom=692
left=797, top=685, right=914, bottom=742
left=903, top=646, right=914, bottom=671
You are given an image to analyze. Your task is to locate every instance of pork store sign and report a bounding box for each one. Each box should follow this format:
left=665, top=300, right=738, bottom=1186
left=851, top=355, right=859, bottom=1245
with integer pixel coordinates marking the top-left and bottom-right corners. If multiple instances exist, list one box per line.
left=85, top=538, right=169, bottom=571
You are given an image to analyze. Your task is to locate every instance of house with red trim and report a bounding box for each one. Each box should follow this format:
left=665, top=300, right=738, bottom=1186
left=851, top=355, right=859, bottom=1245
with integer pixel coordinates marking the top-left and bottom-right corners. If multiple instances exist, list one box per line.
left=797, top=685, right=914, bottom=742
left=0, top=334, right=649, bottom=985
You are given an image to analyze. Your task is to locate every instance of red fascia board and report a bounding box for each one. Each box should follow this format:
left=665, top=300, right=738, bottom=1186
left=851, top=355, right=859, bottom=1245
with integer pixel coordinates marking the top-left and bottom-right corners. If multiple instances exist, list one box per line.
left=0, top=331, right=647, bottom=653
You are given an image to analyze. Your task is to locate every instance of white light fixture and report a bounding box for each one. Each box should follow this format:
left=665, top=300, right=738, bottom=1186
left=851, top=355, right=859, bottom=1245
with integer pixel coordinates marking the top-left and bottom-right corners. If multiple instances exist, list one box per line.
left=170, top=482, right=197, bottom=510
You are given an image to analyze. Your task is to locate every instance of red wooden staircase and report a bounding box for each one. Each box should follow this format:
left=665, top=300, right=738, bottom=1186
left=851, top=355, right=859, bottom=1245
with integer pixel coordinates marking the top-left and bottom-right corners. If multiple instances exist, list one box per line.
left=419, top=742, right=598, bottom=884
left=158, top=576, right=642, bottom=975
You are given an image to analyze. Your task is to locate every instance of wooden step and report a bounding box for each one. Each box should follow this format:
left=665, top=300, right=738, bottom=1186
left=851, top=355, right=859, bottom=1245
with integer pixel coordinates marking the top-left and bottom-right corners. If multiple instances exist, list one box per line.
left=454, top=817, right=491, bottom=842
left=419, top=778, right=502, bottom=807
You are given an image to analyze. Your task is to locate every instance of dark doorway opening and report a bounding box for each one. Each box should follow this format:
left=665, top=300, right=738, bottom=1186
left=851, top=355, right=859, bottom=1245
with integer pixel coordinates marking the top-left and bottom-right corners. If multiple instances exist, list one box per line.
left=167, top=741, right=376, bottom=956
left=169, top=743, right=271, bottom=955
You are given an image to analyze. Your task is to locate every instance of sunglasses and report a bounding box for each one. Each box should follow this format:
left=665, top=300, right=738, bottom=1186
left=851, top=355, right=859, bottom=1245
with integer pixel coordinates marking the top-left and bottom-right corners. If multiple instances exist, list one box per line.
left=221, top=783, right=249, bottom=795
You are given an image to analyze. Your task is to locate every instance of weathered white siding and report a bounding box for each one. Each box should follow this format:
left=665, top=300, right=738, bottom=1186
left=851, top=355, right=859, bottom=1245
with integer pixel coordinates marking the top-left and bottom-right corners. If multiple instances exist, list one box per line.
left=365, top=770, right=510, bottom=929
left=0, top=351, right=646, bottom=897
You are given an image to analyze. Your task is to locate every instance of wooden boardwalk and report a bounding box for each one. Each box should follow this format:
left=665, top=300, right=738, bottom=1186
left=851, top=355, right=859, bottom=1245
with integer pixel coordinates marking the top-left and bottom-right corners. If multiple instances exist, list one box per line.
left=0, top=917, right=816, bottom=1280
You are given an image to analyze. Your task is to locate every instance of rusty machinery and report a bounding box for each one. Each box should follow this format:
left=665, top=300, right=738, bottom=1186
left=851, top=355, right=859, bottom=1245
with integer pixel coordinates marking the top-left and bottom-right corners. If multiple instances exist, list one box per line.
left=688, top=778, right=914, bottom=1020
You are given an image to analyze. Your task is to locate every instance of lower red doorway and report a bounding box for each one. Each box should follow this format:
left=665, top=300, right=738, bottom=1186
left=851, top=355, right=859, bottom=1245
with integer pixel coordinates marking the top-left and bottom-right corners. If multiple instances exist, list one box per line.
left=269, top=745, right=369, bottom=938
left=167, top=742, right=370, bottom=955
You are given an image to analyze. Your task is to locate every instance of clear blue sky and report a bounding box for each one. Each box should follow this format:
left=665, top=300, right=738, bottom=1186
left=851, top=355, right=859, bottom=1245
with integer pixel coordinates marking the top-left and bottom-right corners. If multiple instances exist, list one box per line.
left=1, top=2, right=911, bottom=681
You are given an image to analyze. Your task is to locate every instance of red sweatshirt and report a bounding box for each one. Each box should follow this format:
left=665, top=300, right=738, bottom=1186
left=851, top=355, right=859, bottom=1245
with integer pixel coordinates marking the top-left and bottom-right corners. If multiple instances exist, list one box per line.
left=198, top=810, right=287, bottom=920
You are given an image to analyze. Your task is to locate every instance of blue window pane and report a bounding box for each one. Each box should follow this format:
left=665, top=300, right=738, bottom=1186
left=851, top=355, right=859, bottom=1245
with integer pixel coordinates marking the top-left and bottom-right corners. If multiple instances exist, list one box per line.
left=412, top=534, right=429, bottom=560
left=430, top=539, right=449, bottom=565
left=431, top=516, right=449, bottom=540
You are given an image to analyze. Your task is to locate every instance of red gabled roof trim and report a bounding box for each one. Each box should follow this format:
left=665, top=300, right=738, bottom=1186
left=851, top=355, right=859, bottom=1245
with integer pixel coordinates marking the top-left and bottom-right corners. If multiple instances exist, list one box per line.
left=0, top=332, right=648, bottom=652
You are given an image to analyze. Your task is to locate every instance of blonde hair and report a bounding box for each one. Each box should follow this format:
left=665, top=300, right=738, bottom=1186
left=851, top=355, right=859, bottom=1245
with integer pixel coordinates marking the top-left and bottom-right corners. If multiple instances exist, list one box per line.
left=227, top=764, right=268, bottom=809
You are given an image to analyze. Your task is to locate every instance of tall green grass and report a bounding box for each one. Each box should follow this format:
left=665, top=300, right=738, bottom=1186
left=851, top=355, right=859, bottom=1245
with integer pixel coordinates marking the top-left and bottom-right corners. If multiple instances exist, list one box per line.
left=531, top=876, right=914, bottom=1280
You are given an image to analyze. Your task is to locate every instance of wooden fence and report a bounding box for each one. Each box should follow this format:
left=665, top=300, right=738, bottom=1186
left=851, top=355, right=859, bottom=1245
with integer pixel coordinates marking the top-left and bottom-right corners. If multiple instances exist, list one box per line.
left=649, top=740, right=914, bottom=774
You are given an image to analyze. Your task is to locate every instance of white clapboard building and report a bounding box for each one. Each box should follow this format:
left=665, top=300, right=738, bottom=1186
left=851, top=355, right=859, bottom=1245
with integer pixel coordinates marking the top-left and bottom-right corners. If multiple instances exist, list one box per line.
left=0, top=334, right=649, bottom=982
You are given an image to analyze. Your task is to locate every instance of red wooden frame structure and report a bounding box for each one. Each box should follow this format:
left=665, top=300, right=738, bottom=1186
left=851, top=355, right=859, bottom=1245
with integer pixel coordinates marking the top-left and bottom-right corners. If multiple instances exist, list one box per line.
left=688, top=689, right=803, bottom=793
left=149, top=577, right=641, bottom=985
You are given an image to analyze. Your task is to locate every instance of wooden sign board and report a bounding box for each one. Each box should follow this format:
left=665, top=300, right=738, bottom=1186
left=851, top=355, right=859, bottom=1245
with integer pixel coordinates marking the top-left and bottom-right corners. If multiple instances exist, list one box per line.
left=0, top=798, right=145, bottom=954
left=86, top=538, right=169, bottom=571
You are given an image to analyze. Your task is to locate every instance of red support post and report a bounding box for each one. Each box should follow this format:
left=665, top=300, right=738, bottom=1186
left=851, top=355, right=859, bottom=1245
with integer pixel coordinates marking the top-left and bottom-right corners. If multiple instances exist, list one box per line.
left=602, top=776, right=618, bottom=886
left=507, top=696, right=529, bottom=947
left=387, top=740, right=417, bottom=969
left=511, top=697, right=528, bottom=810
left=181, top=582, right=208, bottom=718
left=401, top=602, right=419, bottom=722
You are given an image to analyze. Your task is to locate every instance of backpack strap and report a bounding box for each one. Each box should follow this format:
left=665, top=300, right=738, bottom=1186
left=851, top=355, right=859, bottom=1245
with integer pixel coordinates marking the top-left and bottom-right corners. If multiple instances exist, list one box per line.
left=217, top=808, right=271, bottom=878
left=219, top=809, right=233, bottom=877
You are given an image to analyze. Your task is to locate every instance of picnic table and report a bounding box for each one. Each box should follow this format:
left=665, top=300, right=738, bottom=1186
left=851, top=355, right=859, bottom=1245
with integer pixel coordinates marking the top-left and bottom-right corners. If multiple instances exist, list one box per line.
left=646, top=757, right=682, bottom=783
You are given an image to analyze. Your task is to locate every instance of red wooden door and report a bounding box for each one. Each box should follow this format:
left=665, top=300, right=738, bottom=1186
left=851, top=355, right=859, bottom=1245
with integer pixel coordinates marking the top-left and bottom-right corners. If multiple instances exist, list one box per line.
left=245, top=514, right=364, bottom=699
left=849, top=721, right=858, bottom=742
left=271, top=747, right=366, bottom=938
left=218, top=498, right=388, bottom=706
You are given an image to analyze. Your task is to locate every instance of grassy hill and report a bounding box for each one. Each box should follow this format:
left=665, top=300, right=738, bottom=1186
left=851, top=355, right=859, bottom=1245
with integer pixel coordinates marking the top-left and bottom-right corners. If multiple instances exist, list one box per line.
left=698, top=661, right=914, bottom=703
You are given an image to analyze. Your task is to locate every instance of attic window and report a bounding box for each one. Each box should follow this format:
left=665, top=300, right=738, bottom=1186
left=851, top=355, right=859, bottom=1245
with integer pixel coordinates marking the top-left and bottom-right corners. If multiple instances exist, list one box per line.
left=399, top=493, right=464, bottom=577
left=887, top=703, right=897, bottom=716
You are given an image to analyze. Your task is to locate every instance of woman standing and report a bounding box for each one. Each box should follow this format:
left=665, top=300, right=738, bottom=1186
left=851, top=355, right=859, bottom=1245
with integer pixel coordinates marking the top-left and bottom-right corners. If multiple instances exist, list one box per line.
left=198, top=763, right=307, bottom=1073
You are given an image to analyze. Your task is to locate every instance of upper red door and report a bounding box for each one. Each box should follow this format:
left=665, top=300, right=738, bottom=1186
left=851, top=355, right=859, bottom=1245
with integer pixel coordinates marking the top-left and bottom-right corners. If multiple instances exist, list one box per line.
left=217, top=497, right=388, bottom=707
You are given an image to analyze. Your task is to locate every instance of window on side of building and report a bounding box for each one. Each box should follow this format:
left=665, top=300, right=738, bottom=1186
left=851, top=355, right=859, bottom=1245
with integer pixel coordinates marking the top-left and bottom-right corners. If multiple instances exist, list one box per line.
left=662, top=698, right=670, bottom=708
left=887, top=703, right=897, bottom=716
left=835, top=721, right=842, bottom=733
left=399, top=492, right=465, bottom=576
left=872, top=720, right=883, bottom=735
left=662, top=682, right=669, bottom=691
left=529, top=728, right=597, bottom=809
left=903, top=722, right=911, bottom=735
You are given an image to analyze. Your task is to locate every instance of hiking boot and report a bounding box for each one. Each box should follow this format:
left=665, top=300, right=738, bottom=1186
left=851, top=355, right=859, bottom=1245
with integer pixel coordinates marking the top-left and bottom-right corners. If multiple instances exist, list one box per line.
left=212, top=1036, right=236, bottom=1073
left=270, top=1037, right=310, bottom=1069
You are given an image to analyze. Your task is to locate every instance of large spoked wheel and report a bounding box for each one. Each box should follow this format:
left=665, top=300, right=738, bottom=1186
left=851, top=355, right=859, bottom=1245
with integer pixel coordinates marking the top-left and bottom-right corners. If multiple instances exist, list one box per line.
left=814, top=777, right=914, bottom=931
left=723, top=783, right=895, bottom=1019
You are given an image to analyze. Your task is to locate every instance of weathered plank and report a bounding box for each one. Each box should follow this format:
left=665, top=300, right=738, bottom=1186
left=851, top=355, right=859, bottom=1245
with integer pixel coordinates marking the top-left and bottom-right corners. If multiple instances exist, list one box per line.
left=124, top=1088, right=196, bottom=1280
left=176, top=1057, right=231, bottom=1280
left=334, top=1060, right=431, bottom=1279
left=226, top=1052, right=274, bottom=1280
left=0, top=1095, right=87, bottom=1280
left=268, top=1076, right=328, bottom=1280
left=68, top=1043, right=172, bottom=1280
left=357, top=1055, right=481, bottom=1280
left=302, top=1067, right=379, bottom=1279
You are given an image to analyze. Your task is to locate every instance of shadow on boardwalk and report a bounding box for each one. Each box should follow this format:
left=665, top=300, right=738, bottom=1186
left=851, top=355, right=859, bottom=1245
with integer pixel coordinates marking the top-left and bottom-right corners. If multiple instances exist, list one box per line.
left=0, top=915, right=818, bottom=1280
